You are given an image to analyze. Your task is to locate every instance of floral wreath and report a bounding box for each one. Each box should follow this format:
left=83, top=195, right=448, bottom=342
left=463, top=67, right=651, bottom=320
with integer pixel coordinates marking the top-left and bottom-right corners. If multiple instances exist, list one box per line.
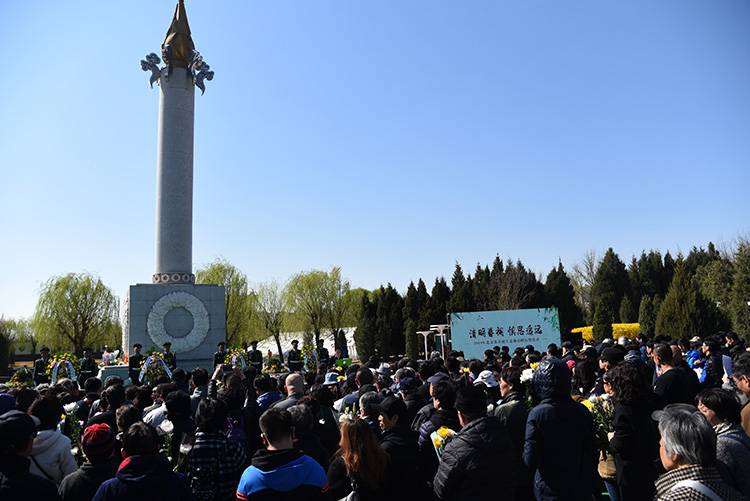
left=147, top=291, right=210, bottom=353
left=47, top=353, right=80, bottom=385
left=226, top=348, right=247, bottom=369
left=139, top=353, right=173, bottom=384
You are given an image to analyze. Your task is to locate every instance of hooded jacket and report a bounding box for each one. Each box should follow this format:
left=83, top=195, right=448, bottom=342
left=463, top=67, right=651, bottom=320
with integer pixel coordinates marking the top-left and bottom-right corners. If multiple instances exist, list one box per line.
left=236, top=448, right=328, bottom=501
left=523, top=358, right=596, bottom=501
left=92, top=454, right=193, bottom=501
left=433, top=415, right=515, bottom=501
left=29, top=428, right=77, bottom=485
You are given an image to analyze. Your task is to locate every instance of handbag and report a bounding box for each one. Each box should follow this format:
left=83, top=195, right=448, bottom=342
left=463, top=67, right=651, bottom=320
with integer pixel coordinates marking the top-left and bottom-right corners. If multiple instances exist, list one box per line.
left=597, top=449, right=616, bottom=479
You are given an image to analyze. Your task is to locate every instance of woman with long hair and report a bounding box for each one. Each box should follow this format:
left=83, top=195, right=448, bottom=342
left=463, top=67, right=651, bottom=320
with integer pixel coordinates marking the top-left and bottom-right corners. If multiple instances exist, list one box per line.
left=327, top=417, right=390, bottom=500
left=606, top=362, right=659, bottom=501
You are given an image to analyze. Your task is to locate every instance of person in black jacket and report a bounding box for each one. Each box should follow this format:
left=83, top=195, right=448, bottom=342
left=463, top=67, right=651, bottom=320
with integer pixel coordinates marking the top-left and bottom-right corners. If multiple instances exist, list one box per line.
left=700, top=337, right=725, bottom=388
left=494, top=367, right=532, bottom=501
left=606, top=362, right=659, bottom=500
left=417, top=380, right=460, bottom=484
left=59, top=423, right=118, bottom=501
left=523, top=357, right=596, bottom=501
left=162, top=343, right=177, bottom=372
left=434, top=385, right=515, bottom=501
left=377, top=396, right=427, bottom=498
left=128, top=344, right=144, bottom=385
left=0, top=410, right=59, bottom=501
left=79, top=348, right=98, bottom=387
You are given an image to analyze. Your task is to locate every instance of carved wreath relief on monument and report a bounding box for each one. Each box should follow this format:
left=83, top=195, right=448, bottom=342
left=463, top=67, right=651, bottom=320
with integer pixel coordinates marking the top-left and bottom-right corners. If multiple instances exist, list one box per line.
left=147, top=291, right=209, bottom=353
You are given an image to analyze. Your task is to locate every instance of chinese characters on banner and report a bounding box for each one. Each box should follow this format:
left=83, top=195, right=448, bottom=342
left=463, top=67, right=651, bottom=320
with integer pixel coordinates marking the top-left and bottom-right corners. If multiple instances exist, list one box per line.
left=450, top=308, right=561, bottom=359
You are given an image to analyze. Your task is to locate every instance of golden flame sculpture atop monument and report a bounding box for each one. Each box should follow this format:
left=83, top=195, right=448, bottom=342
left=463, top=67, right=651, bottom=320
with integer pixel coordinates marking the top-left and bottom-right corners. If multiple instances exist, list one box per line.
left=162, top=0, right=195, bottom=68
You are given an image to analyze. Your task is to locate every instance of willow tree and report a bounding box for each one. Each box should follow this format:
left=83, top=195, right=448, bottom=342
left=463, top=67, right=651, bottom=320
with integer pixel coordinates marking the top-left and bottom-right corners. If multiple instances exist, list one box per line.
left=253, top=281, right=286, bottom=361
left=286, top=270, right=328, bottom=346
left=33, top=273, right=120, bottom=355
left=196, top=259, right=251, bottom=346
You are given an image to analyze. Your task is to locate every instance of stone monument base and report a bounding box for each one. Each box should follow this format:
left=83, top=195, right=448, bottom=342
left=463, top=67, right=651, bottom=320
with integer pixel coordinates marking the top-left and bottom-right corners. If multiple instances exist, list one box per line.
left=125, top=283, right=225, bottom=371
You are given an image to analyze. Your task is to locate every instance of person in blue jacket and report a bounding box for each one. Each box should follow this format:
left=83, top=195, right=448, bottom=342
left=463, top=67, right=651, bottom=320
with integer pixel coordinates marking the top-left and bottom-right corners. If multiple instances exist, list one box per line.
left=236, top=408, right=328, bottom=501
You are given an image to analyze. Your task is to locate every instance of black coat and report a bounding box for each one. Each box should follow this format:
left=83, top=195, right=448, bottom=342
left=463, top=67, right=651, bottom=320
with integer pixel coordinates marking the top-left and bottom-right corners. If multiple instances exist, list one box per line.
left=0, top=455, right=59, bottom=501
left=58, top=460, right=118, bottom=501
left=381, top=426, right=428, bottom=499
left=494, top=392, right=533, bottom=501
left=523, top=358, right=597, bottom=501
left=433, top=416, right=515, bottom=501
left=608, top=400, right=659, bottom=501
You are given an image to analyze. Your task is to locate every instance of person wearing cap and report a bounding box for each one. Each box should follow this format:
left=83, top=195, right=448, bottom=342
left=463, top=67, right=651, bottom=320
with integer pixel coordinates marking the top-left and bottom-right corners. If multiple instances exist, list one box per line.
left=28, top=395, right=77, bottom=485
left=524, top=357, right=596, bottom=501
left=434, top=385, right=514, bottom=501
left=162, top=342, right=177, bottom=371
left=213, top=341, right=227, bottom=369
left=377, top=396, right=426, bottom=498
left=128, top=344, right=143, bottom=385
left=394, top=371, right=424, bottom=426
left=33, top=346, right=52, bottom=385
left=410, top=371, right=449, bottom=431
left=286, top=340, right=303, bottom=372
left=246, top=340, right=263, bottom=373
left=591, top=346, right=626, bottom=397
left=0, top=410, right=59, bottom=500
left=79, top=347, right=98, bottom=387
left=92, top=421, right=193, bottom=501
left=653, top=405, right=744, bottom=500
left=474, top=370, right=500, bottom=406
left=58, top=423, right=118, bottom=501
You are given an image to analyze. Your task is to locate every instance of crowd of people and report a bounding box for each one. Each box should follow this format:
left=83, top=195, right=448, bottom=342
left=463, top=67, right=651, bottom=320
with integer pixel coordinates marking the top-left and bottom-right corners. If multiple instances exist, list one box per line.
left=2, top=331, right=750, bottom=501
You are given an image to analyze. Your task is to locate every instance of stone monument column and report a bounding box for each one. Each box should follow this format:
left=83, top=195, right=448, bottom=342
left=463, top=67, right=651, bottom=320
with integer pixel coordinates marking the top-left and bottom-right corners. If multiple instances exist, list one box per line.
left=154, top=65, right=195, bottom=284
left=125, top=0, right=223, bottom=373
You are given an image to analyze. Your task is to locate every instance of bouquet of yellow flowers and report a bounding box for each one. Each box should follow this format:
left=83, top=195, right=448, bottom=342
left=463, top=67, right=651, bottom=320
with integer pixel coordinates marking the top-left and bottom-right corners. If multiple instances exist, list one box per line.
left=431, top=426, right=457, bottom=460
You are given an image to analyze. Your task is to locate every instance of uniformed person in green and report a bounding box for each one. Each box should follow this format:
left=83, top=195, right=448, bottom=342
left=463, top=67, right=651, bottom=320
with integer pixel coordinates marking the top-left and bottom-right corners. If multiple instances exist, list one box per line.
left=287, top=339, right=303, bottom=372
left=162, top=342, right=177, bottom=371
left=33, top=346, right=51, bottom=385
left=315, top=339, right=330, bottom=369
left=247, top=340, right=263, bottom=373
left=213, top=341, right=227, bottom=368
left=129, top=343, right=144, bottom=384
left=79, top=347, right=98, bottom=386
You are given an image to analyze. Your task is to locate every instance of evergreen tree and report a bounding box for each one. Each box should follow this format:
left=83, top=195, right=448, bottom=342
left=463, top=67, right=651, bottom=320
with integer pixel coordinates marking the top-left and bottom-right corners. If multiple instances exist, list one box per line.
left=472, top=264, right=491, bottom=310
left=591, top=248, right=631, bottom=322
left=592, top=299, right=614, bottom=341
left=655, top=261, right=726, bottom=339
left=619, top=295, right=637, bottom=323
left=638, top=296, right=655, bottom=338
left=663, top=252, right=676, bottom=293
left=694, top=259, right=734, bottom=320
left=416, top=279, right=431, bottom=329
left=544, top=262, right=584, bottom=340
left=731, top=243, right=750, bottom=338
left=448, top=263, right=473, bottom=313
left=403, top=282, right=420, bottom=359
left=354, top=294, right=377, bottom=361
left=652, top=295, right=663, bottom=325
left=684, top=243, right=721, bottom=278
left=489, top=255, right=504, bottom=306
left=427, top=277, right=451, bottom=325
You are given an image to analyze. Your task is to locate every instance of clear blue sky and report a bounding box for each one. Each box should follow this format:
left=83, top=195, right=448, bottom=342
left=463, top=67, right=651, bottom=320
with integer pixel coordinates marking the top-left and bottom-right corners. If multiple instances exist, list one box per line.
left=1, top=0, right=748, bottom=319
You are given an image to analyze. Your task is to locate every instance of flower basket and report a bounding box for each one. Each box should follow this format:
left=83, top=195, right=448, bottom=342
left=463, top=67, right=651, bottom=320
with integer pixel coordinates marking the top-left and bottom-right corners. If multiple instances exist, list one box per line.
left=139, top=353, right=172, bottom=385
left=47, top=353, right=81, bottom=384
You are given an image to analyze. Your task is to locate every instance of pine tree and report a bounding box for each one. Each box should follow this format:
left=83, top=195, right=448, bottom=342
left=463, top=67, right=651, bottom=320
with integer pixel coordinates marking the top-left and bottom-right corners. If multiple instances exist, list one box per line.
left=655, top=260, right=725, bottom=339
left=489, top=255, right=504, bottom=306
left=663, top=252, right=675, bottom=294
left=591, top=248, right=631, bottom=322
left=416, top=279, right=431, bottom=330
left=638, top=296, right=655, bottom=338
left=592, top=299, right=614, bottom=341
left=448, top=263, right=473, bottom=313
left=544, top=262, right=584, bottom=340
left=619, top=295, right=637, bottom=323
left=354, top=294, right=377, bottom=361
left=427, top=277, right=451, bottom=325
left=731, top=243, right=750, bottom=338
left=402, top=282, right=419, bottom=358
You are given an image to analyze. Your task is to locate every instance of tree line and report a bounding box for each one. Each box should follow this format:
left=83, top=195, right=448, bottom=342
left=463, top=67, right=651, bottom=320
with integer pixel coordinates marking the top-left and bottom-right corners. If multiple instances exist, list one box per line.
left=1, top=238, right=748, bottom=367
